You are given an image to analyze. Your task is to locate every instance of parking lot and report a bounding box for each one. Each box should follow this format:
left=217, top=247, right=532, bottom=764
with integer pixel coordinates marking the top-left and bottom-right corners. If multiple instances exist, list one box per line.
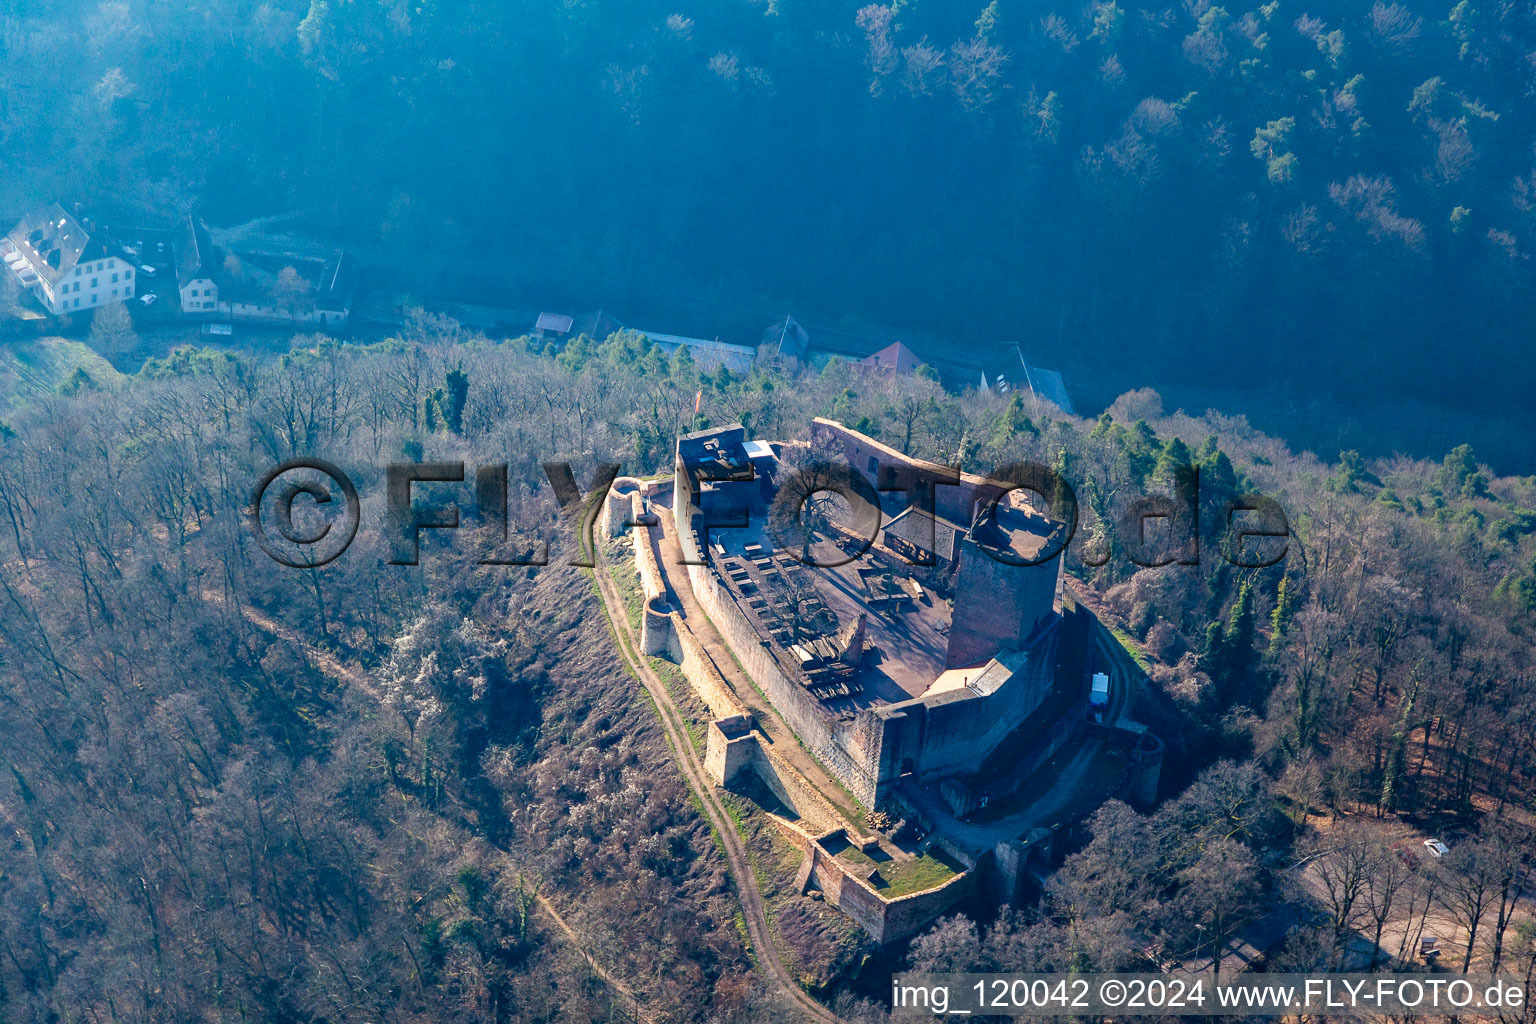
left=113, top=226, right=181, bottom=323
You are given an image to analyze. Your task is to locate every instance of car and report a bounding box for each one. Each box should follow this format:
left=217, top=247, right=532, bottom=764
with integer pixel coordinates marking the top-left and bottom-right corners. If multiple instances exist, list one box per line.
left=138, top=293, right=157, bottom=307
left=139, top=265, right=156, bottom=276
left=121, top=245, right=139, bottom=257
left=1424, top=838, right=1450, bottom=858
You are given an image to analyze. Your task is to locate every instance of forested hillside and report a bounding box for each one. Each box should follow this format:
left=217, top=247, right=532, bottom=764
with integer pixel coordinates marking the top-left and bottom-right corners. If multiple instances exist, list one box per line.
left=1, top=321, right=1533, bottom=1017
left=3, top=0, right=1535, bottom=460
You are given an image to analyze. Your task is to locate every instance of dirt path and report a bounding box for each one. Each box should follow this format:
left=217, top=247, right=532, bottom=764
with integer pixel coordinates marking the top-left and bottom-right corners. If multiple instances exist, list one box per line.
left=209, top=590, right=667, bottom=1021
left=592, top=552, right=843, bottom=1024
left=225, top=560, right=840, bottom=1020
left=533, top=893, right=657, bottom=1024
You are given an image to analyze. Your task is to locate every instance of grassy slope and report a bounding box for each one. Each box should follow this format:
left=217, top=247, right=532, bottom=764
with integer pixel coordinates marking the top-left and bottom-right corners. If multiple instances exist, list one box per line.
left=0, top=336, right=124, bottom=413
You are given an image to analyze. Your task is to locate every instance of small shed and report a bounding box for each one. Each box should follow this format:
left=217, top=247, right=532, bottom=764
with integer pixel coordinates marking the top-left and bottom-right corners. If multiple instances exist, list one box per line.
left=535, top=312, right=573, bottom=339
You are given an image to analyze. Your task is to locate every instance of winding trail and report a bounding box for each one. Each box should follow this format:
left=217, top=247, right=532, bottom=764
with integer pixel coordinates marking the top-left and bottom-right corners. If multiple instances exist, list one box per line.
left=590, top=552, right=843, bottom=1024
left=646, top=506, right=865, bottom=824
left=214, top=565, right=839, bottom=1021
left=206, top=589, right=658, bottom=1023
left=532, top=892, right=657, bottom=1024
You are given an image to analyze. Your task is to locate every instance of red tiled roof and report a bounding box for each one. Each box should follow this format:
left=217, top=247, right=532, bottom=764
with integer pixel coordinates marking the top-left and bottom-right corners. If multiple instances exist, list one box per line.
left=861, top=340, right=922, bottom=373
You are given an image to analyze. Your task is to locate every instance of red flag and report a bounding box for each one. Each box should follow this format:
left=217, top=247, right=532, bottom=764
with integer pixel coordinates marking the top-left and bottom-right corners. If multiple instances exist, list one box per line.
left=693, top=389, right=702, bottom=414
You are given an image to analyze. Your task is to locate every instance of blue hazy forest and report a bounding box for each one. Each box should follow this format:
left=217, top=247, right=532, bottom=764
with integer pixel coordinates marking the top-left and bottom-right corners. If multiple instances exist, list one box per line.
left=7, top=4, right=1536, bottom=1024
left=5, top=0, right=1536, bottom=466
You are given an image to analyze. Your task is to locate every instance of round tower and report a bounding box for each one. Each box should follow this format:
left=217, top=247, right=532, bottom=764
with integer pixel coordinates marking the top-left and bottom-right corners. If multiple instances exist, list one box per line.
left=641, top=594, right=674, bottom=657
left=605, top=477, right=643, bottom=537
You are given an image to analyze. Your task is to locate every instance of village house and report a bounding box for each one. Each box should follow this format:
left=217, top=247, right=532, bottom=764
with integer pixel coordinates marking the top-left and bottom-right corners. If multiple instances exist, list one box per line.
left=3, top=204, right=138, bottom=315
left=860, top=340, right=923, bottom=374
left=176, top=216, right=219, bottom=313
left=173, top=215, right=357, bottom=326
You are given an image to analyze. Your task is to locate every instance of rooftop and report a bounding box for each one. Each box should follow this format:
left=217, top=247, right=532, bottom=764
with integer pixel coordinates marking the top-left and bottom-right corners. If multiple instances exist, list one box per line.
left=881, top=505, right=964, bottom=564
left=316, top=251, right=358, bottom=312
left=637, top=329, right=756, bottom=367
left=175, top=216, right=215, bottom=288
left=920, top=649, right=1028, bottom=698
left=6, top=204, right=111, bottom=289
left=677, top=423, right=754, bottom=488
left=862, top=340, right=923, bottom=374
left=1026, top=366, right=1075, bottom=415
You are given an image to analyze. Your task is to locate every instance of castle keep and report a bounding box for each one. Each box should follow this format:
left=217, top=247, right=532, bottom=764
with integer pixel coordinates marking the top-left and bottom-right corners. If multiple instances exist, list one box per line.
left=672, top=419, right=1095, bottom=811
left=606, top=417, right=1162, bottom=943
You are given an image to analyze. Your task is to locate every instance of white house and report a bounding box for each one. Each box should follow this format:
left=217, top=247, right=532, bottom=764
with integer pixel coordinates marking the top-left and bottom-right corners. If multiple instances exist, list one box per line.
left=175, top=215, right=219, bottom=313
left=174, top=215, right=355, bottom=325
left=3, top=204, right=137, bottom=315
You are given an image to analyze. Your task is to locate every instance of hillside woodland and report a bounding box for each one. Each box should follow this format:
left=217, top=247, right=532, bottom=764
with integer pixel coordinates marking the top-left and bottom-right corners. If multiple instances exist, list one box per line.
left=3, top=0, right=1536, bottom=449
left=1, top=323, right=1534, bottom=1020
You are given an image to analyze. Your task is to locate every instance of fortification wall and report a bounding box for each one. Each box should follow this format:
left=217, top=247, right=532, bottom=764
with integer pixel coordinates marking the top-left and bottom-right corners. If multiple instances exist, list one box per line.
left=879, top=866, right=977, bottom=943
left=801, top=839, right=978, bottom=944
left=752, top=732, right=847, bottom=834
left=685, top=554, right=824, bottom=736
left=1128, top=731, right=1164, bottom=809
left=805, top=844, right=885, bottom=938
left=673, top=504, right=887, bottom=806
left=864, top=628, right=1066, bottom=791
left=628, top=494, right=666, bottom=598
left=623, top=490, right=866, bottom=825
left=925, top=637, right=1061, bottom=780
left=705, top=718, right=977, bottom=944
left=626, top=494, right=745, bottom=720
left=667, top=617, right=745, bottom=721
left=703, top=720, right=849, bottom=836
left=810, top=417, right=1011, bottom=525
left=606, top=477, right=644, bottom=538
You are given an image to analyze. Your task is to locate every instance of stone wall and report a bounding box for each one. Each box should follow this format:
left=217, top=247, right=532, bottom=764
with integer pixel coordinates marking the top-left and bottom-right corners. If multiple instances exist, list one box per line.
left=605, top=477, right=644, bottom=537
left=641, top=594, right=672, bottom=657
left=901, top=634, right=1062, bottom=779
left=704, top=715, right=978, bottom=944
left=617, top=487, right=857, bottom=830
left=809, top=417, right=1013, bottom=526
left=799, top=836, right=978, bottom=944
left=703, top=717, right=847, bottom=836
left=751, top=732, right=848, bottom=834
left=1127, top=731, right=1164, bottom=809
left=946, top=530, right=1061, bottom=670
left=628, top=493, right=666, bottom=598
left=671, top=502, right=890, bottom=805
left=705, top=716, right=757, bottom=787
left=667, top=615, right=746, bottom=721
left=625, top=475, right=990, bottom=946
left=625, top=492, right=745, bottom=720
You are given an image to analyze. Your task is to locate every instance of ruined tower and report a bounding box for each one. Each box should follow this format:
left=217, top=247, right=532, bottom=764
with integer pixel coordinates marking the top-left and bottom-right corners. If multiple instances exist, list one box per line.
left=944, top=502, right=1063, bottom=669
